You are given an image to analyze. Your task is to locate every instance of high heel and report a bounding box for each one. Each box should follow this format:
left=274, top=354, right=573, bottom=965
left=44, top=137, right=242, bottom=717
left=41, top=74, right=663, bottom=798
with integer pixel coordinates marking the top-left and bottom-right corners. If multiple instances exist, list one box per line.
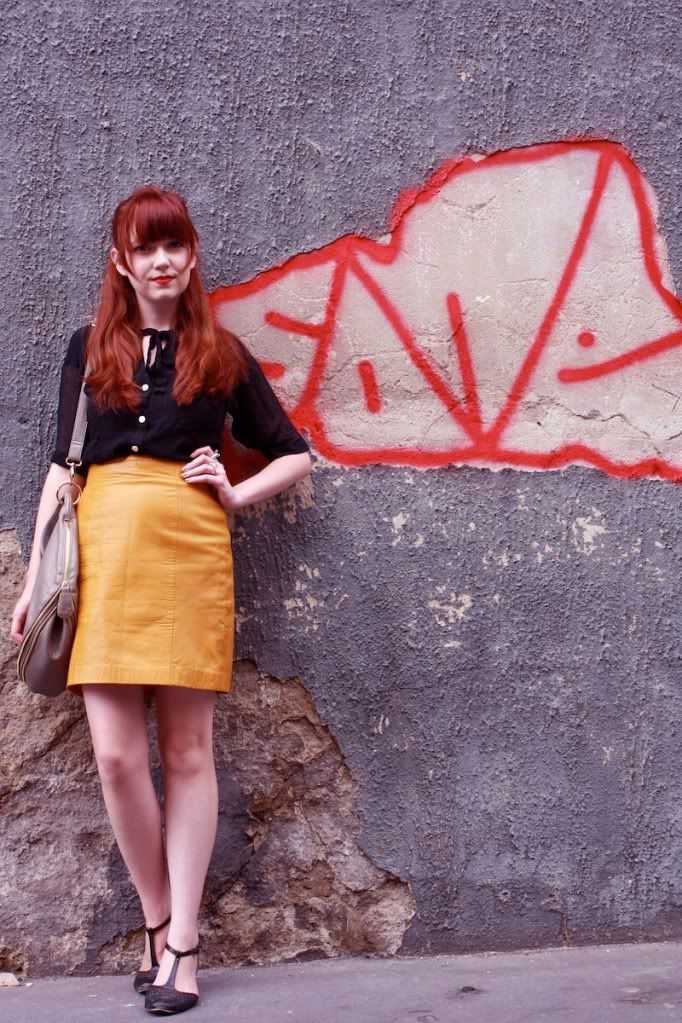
left=133, top=916, right=171, bottom=995
left=144, top=942, right=200, bottom=1015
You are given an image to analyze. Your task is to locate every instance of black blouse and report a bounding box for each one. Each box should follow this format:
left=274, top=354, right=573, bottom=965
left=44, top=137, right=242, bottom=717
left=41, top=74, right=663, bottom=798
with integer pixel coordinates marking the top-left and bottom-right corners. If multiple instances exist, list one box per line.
left=51, top=325, right=309, bottom=476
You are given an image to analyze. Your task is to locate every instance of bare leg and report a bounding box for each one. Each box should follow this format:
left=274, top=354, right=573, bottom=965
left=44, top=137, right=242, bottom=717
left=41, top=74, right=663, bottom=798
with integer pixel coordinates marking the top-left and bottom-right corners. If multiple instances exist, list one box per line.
left=82, top=684, right=170, bottom=969
left=153, top=686, right=218, bottom=995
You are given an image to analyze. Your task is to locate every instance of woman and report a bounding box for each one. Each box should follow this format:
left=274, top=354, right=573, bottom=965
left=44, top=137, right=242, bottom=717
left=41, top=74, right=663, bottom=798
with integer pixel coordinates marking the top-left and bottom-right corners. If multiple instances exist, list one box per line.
left=10, top=186, right=312, bottom=1015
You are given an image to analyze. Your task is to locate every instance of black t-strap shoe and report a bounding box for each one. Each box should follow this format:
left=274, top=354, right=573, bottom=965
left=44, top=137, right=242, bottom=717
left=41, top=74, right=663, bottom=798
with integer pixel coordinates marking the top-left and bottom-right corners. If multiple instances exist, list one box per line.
left=133, top=916, right=171, bottom=995
left=144, top=942, right=200, bottom=1015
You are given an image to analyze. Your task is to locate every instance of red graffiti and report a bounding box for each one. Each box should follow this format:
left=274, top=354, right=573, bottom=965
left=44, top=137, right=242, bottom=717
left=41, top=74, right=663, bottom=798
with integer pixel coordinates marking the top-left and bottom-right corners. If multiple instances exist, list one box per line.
left=212, top=141, right=682, bottom=482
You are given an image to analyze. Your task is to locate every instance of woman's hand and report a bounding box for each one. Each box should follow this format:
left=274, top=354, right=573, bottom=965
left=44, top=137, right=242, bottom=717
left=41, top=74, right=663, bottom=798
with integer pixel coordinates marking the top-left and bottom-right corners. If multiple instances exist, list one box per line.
left=10, top=585, right=33, bottom=645
left=181, top=446, right=242, bottom=511
left=183, top=446, right=312, bottom=512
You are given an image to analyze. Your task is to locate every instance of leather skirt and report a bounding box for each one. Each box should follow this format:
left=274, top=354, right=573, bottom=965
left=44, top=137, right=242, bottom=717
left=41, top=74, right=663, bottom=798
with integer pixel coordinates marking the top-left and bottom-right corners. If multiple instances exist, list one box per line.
left=66, top=455, right=234, bottom=693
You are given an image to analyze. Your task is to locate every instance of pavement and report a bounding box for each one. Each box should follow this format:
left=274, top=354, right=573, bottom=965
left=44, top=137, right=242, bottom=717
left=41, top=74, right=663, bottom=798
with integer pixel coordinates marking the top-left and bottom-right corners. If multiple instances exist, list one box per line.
left=2, top=940, right=682, bottom=1023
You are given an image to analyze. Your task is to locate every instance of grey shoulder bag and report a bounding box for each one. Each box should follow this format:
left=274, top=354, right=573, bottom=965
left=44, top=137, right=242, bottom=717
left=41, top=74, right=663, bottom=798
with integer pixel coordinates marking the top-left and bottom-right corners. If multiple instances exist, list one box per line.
left=17, top=368, right=89, bottom=697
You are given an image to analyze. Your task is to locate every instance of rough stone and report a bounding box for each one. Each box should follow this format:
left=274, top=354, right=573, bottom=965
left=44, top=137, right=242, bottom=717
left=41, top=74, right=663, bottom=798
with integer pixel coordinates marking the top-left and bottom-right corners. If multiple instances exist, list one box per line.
left=0, top=529, right=414, bottom=977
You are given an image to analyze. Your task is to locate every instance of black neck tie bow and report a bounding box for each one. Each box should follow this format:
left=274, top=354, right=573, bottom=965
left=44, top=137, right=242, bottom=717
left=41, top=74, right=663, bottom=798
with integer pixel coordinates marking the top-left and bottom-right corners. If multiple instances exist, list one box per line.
left=140, top=328, right=176, bottom=375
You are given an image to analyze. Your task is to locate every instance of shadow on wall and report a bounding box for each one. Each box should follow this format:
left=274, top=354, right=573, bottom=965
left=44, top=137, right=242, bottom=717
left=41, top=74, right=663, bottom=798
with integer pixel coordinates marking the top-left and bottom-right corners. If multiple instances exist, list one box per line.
left=214, top=141, right=682, bottom=483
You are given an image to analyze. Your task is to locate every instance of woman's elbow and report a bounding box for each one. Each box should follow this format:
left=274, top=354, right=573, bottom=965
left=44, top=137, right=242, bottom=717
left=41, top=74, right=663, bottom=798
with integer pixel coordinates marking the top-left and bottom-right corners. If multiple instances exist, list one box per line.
left=284, top=450, right=312, bottom=485
left=47, top=462, right=71, bottom=487
left=48, top=462, right=86, bottom=490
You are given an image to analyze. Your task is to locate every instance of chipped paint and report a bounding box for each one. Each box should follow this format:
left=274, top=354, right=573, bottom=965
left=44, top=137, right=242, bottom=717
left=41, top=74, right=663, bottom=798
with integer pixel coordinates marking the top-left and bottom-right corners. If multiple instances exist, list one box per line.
left=373, top=714, right=390, bottom=735
left=427, top=590, right=473, bottom=625
left=571, top=512, right=608, bottom=554
left=392, top=511, right=410, bottom=534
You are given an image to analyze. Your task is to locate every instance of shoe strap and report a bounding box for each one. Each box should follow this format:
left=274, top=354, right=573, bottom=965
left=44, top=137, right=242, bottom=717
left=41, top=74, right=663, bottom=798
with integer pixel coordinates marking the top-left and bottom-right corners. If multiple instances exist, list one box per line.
left=165, top=941, right=200, bottom=958
left=164, top=942, right=200, bottom=989
left=145, top=916, right=171, bottom=970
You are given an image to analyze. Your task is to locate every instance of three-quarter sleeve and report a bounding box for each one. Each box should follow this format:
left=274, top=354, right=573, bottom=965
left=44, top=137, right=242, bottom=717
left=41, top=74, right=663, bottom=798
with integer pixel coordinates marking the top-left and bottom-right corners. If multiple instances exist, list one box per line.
left=227, top=350, right=310, bottom=461
left=51, top=327, right=88, bottom=472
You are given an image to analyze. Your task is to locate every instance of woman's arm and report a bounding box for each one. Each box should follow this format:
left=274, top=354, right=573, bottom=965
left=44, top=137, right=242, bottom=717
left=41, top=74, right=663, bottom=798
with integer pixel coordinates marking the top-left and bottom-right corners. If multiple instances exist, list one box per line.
left=184, top=348, right=313, bottom=511
left=229, top=450, right=312, bottom=509
left=9, top=463, right=86, bottom=643
left=182, top=448, right=312, bottom=511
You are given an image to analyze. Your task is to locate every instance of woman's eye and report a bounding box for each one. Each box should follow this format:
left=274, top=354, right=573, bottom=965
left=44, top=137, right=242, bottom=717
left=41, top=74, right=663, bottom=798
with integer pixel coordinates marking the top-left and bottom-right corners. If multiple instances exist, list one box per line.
left=134, top=244, right=148, bottom=252
left=169, top=240, right=183, bottom=248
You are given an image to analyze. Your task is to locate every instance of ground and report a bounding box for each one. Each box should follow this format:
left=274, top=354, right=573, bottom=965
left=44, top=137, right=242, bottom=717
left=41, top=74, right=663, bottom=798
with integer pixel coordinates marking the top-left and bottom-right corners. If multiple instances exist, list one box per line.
left=2, top=940, right=681, bottom=1023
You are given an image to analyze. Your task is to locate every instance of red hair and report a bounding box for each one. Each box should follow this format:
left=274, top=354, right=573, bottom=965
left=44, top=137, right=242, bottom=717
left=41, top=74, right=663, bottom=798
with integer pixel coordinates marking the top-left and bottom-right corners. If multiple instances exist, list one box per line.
left=86, top=185, right=248, bottom=411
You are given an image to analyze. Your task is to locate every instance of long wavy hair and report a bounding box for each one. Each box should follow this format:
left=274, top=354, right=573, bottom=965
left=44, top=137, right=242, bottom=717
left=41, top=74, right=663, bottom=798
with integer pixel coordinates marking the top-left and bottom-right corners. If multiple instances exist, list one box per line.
left=86, top=186, right=248, bottom=411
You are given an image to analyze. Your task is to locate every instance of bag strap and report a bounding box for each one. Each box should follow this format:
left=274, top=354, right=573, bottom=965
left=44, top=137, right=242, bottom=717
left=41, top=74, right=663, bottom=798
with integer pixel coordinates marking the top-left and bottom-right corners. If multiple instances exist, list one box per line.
left=65, top=361, right=90, bottom=473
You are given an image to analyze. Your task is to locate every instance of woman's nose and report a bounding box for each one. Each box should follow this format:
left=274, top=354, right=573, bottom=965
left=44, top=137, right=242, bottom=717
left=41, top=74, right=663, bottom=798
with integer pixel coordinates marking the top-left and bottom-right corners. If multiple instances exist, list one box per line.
left=152, top=246, right=170, bottom=267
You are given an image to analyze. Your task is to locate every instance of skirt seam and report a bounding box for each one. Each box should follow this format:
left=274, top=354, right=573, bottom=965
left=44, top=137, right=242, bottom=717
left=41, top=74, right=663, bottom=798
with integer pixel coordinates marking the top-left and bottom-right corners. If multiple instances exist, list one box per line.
left=168, top=478, right=180, bottom=674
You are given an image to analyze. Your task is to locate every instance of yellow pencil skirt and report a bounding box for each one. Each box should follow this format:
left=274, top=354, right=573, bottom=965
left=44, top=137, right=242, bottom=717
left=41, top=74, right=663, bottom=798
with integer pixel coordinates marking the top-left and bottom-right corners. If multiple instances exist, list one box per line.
left=67, top=455, right=234, bottom=693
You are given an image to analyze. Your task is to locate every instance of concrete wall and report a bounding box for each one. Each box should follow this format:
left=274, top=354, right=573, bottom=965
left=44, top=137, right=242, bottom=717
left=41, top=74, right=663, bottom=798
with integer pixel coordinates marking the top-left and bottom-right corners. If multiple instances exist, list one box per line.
left=2, top=0, right=682, bottom=975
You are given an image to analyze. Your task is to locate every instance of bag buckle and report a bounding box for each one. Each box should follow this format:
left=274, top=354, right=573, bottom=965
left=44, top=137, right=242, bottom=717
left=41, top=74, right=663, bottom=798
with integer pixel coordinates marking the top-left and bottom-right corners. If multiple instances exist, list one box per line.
left=65, top=457, right=82, bottom=479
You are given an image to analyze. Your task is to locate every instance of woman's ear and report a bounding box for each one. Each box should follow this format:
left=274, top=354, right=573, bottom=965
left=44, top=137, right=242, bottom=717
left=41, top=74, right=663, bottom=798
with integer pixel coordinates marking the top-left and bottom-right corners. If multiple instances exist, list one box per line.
left=111, top=247, right=128, bottom=278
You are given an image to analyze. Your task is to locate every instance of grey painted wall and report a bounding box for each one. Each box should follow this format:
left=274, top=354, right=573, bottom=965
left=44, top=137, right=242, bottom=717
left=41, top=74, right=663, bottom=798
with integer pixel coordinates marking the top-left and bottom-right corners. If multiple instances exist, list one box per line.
left=3, top=0, right=682, bottom=955
left=235, top=466, right=682, bottom=950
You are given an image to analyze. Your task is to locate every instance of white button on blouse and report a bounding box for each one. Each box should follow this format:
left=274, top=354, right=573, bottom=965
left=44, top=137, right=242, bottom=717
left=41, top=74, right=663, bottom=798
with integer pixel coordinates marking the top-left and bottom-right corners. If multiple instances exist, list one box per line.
left=139, top=415, right=146, bottom=423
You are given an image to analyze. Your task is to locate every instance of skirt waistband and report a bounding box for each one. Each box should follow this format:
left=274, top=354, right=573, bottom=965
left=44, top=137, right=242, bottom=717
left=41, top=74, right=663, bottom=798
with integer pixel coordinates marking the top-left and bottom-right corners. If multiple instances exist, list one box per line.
left=87, top=455, right=188, bottom=479
left=84, top=456, right=226, bottom=513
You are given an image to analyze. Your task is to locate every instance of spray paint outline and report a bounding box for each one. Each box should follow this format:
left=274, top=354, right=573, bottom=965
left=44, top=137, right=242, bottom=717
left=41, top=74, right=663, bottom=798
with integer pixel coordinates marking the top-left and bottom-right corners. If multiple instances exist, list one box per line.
left=212, top=141, right=682, bottom=482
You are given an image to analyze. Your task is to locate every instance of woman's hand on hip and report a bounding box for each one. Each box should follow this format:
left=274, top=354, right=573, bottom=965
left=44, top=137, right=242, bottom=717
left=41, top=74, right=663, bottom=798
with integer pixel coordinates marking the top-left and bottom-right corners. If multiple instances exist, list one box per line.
left=182, top=447, right=242, bottom=510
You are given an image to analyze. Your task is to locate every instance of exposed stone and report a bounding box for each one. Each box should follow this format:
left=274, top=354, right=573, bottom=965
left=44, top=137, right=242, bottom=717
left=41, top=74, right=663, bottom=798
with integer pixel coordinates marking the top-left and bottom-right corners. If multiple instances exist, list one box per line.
left=0, top=529, right=414, bottom=977
left=204, top=660, right=415, bottom=965
left=0, top=972, right=19, bottom=987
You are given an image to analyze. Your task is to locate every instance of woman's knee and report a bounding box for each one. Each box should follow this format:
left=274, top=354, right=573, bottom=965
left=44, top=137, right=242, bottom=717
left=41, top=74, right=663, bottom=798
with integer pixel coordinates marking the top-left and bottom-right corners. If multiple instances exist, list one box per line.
left=95, top=747, right=148, bottom=787
left=160, top=733, right=213, bottom=778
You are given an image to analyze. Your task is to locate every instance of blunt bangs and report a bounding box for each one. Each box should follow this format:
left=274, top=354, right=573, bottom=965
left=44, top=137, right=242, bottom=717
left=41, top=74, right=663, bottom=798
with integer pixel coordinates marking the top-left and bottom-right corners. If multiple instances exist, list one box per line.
left=114, top=187, right=198, bottom=264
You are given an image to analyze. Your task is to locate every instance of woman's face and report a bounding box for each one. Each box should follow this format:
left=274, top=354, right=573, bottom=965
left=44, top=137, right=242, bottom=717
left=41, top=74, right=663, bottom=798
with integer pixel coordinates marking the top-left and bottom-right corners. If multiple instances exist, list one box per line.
left=112, top=235, right=197, bottom=307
